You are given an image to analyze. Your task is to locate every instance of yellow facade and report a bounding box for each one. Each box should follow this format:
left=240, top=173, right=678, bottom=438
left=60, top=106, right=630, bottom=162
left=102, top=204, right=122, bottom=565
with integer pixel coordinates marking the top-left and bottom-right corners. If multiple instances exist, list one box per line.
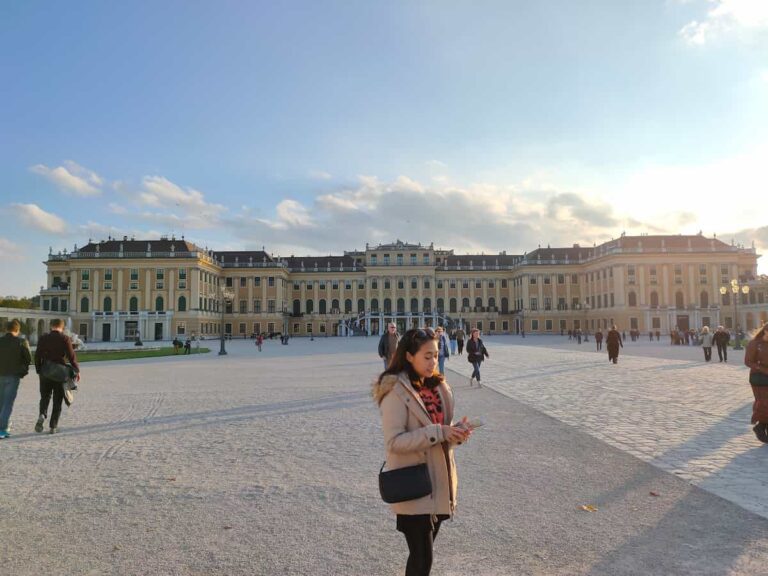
left=39, top=235, right=766, bottom=342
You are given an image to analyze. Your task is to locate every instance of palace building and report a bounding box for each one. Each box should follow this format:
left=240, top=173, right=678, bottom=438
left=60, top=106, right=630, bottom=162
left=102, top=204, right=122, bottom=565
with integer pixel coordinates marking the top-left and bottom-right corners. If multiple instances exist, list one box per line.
left=39, top=234, right=767, bottom=342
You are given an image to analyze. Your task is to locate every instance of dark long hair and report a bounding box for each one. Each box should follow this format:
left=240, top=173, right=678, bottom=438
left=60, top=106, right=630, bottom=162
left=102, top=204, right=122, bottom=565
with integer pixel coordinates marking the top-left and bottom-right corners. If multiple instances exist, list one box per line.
left=379, top=328, right=445, bottom=389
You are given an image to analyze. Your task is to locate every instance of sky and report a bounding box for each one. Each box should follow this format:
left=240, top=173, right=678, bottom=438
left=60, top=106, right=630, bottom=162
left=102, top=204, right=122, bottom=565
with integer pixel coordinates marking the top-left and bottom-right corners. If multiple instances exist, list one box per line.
left=2, top=0, right=767, bottom=297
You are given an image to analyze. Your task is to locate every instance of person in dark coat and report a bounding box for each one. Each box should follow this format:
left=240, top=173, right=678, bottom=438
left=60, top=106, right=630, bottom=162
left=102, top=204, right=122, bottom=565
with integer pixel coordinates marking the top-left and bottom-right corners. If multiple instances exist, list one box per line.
left=466, top=328, right=489, bottom=387
left=594, top=330, right=604, bottom=351
left=744, top=324, right=768, bottom=443
left=34, top=319, right=80, bottom=434
left=713, top=326, right=730, bottom=363
left=606, top=325, right=623, bottom=364
left=0, top=319, right=32, bottom=439
left=378, top=323, right=400, bottom=370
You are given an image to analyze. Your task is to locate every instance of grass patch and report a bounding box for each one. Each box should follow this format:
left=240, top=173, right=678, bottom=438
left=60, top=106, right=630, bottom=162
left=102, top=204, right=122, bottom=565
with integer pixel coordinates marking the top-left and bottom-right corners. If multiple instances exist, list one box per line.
left=77, top=347, right=211, bottom=362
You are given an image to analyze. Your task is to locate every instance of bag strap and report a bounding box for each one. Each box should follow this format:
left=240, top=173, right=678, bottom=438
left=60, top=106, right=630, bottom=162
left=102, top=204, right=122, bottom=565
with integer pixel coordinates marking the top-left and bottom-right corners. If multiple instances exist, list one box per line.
left=380, top=461, right=386, bottom=473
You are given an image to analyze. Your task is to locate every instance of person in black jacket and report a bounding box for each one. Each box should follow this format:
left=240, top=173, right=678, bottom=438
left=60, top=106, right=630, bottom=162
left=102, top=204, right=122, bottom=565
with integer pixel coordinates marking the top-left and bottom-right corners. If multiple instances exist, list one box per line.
left=713, top=326, right=730, bottom=363
left=34, top=319, right=80, bottom=434
left=606, top=325, right=623, bottom=364
left=466, top=328, right=489, bottom=387
left=378, top=323, right=400, bottom=370
left=0, top=319, right=32, bottom=439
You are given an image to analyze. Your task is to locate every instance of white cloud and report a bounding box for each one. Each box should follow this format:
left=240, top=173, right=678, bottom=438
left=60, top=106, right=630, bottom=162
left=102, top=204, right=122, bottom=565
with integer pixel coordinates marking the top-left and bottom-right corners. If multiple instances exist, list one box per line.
left=680, top=0, right=768, bottom=44
left=12, top=203, right=67, bottom=234
left=0, top=238, right=24, bottom=262
left=29, top=160, right=102, bottom=196
left=309, top=170, right=333, bottom=180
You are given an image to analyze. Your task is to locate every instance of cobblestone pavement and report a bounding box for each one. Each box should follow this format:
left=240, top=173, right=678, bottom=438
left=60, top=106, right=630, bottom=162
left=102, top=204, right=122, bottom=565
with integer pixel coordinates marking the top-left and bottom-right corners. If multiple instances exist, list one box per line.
left=448, top=339, right=768, bottom=518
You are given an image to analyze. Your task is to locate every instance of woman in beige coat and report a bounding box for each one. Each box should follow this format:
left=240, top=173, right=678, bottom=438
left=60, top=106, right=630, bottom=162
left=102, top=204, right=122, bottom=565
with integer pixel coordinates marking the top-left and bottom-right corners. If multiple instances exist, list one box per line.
left=372, top=327, right=471, bottom=576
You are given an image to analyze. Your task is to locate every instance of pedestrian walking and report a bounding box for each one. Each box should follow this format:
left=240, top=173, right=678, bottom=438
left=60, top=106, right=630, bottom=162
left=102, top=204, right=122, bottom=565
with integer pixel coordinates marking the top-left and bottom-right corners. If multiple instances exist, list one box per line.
left=449, top=330, right=457, bottom=356
left=435, top=326, right=450, bottom=375
left=606, top=325, right=623, bottom=364
left=455, top=328, right=465, bottom=355
left=0, top=319, right=32, bottom=439
left=33, top=318, right=80, bottom=434
left=744, top=324, right=768, bottom=443
left=372, top=328, right=472, bottom=576
left=256, top=334, right=264, bottom=351
left=595, top=329, right=603, bottom=351
left=466, top=328, right=489, bottom=387
left=184, top=338, right=192, bottom=354
left=714, top=326, right=730, bottom=362
left=378, top=323, right=400, bottom=370
left=700, top=326, right=714, bottom=362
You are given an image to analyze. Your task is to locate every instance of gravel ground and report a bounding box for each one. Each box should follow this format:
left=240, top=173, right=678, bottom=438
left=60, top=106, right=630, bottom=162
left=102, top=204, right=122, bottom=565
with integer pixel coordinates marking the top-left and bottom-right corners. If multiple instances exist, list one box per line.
left=1, top=337, right=767, bottom=575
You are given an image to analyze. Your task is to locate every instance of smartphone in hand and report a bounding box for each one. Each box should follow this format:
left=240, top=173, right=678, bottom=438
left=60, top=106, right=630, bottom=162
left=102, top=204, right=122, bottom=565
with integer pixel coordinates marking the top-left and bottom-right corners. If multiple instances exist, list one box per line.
left=459, top=418, right=485, bottom=431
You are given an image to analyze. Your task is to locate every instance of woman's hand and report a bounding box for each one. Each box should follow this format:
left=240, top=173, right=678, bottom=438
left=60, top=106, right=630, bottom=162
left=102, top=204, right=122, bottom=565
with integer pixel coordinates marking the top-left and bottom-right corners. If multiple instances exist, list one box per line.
left=443, top=419, right=471, bottom=443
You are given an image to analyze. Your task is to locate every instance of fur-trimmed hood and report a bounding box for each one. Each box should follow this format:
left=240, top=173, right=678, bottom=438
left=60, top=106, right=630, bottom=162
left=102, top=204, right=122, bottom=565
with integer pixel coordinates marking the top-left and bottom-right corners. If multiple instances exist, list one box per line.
left=372, top=373, right=401, bottom=405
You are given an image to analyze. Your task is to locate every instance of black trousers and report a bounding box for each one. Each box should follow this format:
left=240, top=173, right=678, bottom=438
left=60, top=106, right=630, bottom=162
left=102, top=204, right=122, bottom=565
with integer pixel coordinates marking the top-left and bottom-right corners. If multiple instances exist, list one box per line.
left=703, top=347, right=712, bottom=362
left=397, top=515, right=449, bottom=576
left=716, top=343, right=727, bottom=362
left=457, top=340, right=464, bottom=355
left=39, top=376, right=64, bottom=429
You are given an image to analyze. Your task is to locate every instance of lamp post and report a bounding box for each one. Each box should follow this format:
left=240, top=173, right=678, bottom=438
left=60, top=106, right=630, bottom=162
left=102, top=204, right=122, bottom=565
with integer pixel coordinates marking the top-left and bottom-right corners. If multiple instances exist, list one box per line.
left=720, top=279, right=750, bottom=350
left=219, top=286, right=234, bottom=356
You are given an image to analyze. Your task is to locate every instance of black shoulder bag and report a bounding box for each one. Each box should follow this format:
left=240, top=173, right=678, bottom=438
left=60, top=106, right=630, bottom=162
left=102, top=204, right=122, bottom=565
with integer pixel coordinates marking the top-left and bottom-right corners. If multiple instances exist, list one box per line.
left=379, top=462, right=432, bottom=504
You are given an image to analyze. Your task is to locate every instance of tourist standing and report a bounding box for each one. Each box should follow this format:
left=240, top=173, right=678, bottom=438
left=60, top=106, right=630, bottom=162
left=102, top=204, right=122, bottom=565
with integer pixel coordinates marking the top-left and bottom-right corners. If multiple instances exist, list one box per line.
left=714, top=326, right=730, bottom=363
left=435, top=326, right=450, bottom=375
left=700, top=326, right=714, bottom=362
left=0, top=320, right=32, bottom=439
left=455, top=327, right=465, bottom=355
left=466, top=328, right=489, bottom=387
left=256, top=334, right=264, bottom=351
left=34, top=318, right=80, bottom=434
left=449, top=329, right=457, bottom=356
left=606, top=325, right=623, bottom=364
left=744, top=324, right=768, bottom=443
left=372, top=328, right=471, bottom=576
left=378, top=323, right=400, bottom=370
left=594, top=329, right=603, bottom=351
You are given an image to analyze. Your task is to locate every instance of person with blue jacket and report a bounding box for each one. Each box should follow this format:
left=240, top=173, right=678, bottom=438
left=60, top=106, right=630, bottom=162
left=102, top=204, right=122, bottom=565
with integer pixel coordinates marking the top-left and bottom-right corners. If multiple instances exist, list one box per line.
left=435, top=326, right=450, bottom=375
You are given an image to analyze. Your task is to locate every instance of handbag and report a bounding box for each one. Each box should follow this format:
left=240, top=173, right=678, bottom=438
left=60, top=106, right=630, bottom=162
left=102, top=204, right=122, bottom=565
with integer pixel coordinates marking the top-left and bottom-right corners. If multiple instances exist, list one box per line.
left=41, top=360, right=70, bottom=383
left=62, top=379, right=75, bottom=406
left=749, top=372, right=768, bottom=387
left=378, top=462, right=432, bottom=504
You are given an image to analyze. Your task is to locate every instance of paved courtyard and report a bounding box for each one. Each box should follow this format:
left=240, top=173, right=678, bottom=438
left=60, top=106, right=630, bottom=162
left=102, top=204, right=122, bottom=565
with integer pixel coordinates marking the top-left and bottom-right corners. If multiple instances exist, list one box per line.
left=2, top=335, right=768, bottom=575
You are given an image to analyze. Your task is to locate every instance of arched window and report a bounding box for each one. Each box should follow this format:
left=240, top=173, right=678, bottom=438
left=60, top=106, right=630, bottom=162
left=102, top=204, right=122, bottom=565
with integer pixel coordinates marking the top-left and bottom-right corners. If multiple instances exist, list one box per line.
left=488, top=297, right=496, bottom=310
left=397, top=298, right=405, bottom=313
left=357, top=298, right=365, bottom=313
left=423, top=298, right=431, bottom=313
left=331, top=299, right=340, bottom=313
left=410, top=298, right=419, bottom=313
left=178, top=295, right=187, bottom=312
left=80, top=297, right=89, bottom=313
left=628, top=292, right=637, bottom=307
left=700, top=291, right=709, bottom=308
left=462, top=297, right=470, bottom=310
left=449, top=298, right=457, bottom=313
left=129, top=296, right=138, bottom=312
left=501, top=297, right=509, bottom=313
left=650, top=291, right=659, bottom=308
left=371, top=298, right=379, bottom=312
left=293, top=299, right=301, bottom=315
left=155, top=296, right=164, bottom=312
left=319, top=299, right=327, bottom=314
left=437, top=298, right=444, bottom=313
left=344, top=299, right=352, bottom=313
left=384, top=298, right=391, bottom=313
left=675, top=291, right=684, bottom=309
left=475, top=297, right=482, bottom=310
left=306, top=299, right=314, bottom=314
left=103, top=296, right=112, bottom=312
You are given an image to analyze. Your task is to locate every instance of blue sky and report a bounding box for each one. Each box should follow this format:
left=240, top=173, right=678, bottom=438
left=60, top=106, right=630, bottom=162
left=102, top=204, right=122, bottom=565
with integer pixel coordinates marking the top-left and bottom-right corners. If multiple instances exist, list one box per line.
left=2, top=0, right=767, bottom=296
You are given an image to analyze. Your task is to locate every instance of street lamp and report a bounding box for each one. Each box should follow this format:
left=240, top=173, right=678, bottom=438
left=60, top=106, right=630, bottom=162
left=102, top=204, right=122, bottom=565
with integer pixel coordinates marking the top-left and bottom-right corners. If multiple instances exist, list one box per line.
left=720, top=279, right=750, bottom=350
left=219, top=286, right=234, bottom=356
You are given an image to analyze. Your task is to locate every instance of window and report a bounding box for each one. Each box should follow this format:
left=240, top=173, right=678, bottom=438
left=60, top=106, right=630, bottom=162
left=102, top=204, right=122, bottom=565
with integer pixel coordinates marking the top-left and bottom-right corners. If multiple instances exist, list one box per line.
left=437, top=280, right=443, bottom=289
left=545, top=319, right=553, bottom=331
left=130, top=297, right=138, bottom=312
left=254, top=277, right=261, bottom=286
left=370, top=298, right=379, bottom=312
left=332, top=281, right=339, bottom=290
left=544, top=276, right=551, bottom=285
left=372, top=280, right=378, bottom=290
left=358, top=281, right=365, bottom=290
left=423, top=254, right=429, bottom=264
left=558, top=297, right=566, bottom=310
left=345, top=299, right=352, bottom=313
left=412, top=254, right=418, bottom=265
left=305, top=300, right=312, bottom=313
left=530, top=276, right=537, bottom=285
left=675, top=292, right=684, bottom=308
left=179, top=268, right=187, bottom=279
left=463, top=280, right=469, bottom=289
left=531, top=319, right=539, bottom=331
left=371, top=255, right=377, bottom=265
left=475, top=280, right=481, bottom=289
left=530, top=298, right=538, bottom=310
left=319, top=300, right=327, bottom=314
left=397, top=298, right=405, bottom=313
left=306, top=323, right=313, bottom=333
left=628, top=292, right=637, bottom=307
left=240, top=277, right=246, bottom=287
left=627, top=265, right=636, bottom=285
left=558, top=275, right=565, bottom=284
left=155, top=296, right=164, bottom=312
left=268, top=277, right=275, bottom=287
left=571, top=274, right=578, bottom=284
left=103, top=296, right=112, bottom=312
left=652, top=317, right=661, bottom=329
left=384, top=279, right=390, bottom=290
left=397, top=279, right=404, bottom=289
left=104, top=269, right=113, bottom=290
left=501, top=279, right=508, bottom=288
left=544, top=297, right=551, bottom=310
left=462, top=297, right=470, bottom=310
left=268, top=300, right=276, bottom=313
left=239, top=300, right=247, bottom=313
left=319, top=282, right=326, bottom=290
left=488, top=280, right=494, bottom=289
left=650, top=291, right=659, bottom=307
left=450, top=298, right=457, bottom=313
left=80, top=269, right=90, bottom=290
left=700, top=291, right=709, bottom=308
left=450, top=280, right=456, bottom=289
left=293, top=323, right=300, bottom=334
left=178, top=296, right=187, bottom=312
left=345, top=281, right=352, bottom=290
left=254, top=299, right=262, bottom=313
left=130, top=269, right=139, bottom=281
left=411, top=278, right=417, bottom=289
left=80, top=297, right=89, bottom=313
left=177, top=323, right=186, bottom=336
left=239, top=323, right=246, bottom=335
left=383, top=254, right=390, bottom=265
left=424, top=279, right=430, bottom=289
left=397, top=254, right=403, bottom=265
left=475, top=297, right=483, bottom=309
